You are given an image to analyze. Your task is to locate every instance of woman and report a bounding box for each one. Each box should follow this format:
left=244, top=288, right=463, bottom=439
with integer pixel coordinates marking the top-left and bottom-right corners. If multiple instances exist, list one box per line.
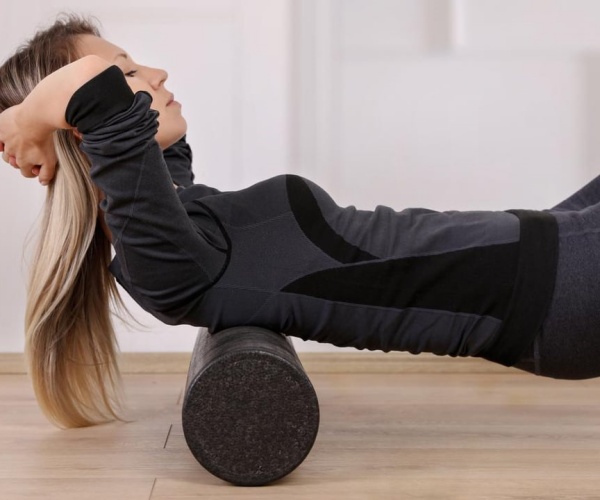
left=0, top=14, right=597, bottom=429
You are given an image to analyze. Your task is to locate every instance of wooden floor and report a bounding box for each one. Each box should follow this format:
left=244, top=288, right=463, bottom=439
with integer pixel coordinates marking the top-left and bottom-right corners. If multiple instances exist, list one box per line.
left=3, top=370, right=600, bottom=499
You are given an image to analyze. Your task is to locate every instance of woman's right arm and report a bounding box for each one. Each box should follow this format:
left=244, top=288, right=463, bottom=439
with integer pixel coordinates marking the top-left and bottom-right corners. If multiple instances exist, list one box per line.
left=0, top=55, right=111, bottom=184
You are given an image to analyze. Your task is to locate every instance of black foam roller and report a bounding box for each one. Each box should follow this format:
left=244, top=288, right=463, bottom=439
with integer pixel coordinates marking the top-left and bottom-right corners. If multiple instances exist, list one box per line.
left=182, top=326, right=320, bottom=486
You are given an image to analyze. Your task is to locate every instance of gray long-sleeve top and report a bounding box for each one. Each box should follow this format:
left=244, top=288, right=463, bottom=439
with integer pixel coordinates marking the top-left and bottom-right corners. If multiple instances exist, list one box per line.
left=65, top=66, right=559, bottom=367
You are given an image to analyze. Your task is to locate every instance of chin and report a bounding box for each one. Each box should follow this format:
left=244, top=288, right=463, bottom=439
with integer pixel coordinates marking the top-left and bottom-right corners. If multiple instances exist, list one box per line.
left=159, top=129, right=188, bottom=150
left=157, top=114, right=188, bottom=148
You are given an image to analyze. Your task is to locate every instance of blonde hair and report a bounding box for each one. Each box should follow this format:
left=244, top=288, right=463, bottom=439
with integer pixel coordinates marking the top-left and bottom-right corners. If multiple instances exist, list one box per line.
left=0, top=13, right=128, bottom=428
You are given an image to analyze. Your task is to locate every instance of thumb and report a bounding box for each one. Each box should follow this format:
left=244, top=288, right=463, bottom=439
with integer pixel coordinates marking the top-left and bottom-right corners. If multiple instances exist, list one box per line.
left=38, top=162, right=56, bottom=186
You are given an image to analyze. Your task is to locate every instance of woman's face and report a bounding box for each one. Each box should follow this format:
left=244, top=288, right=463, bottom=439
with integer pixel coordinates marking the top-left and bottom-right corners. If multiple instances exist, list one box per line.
left=75, top=35, right=187, bottom=150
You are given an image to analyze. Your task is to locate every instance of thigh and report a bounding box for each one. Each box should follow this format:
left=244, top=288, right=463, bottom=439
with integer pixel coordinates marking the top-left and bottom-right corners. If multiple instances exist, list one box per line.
left=551, top=173, right=600, bottom=211
left=532, top=210, right=600, bottom=379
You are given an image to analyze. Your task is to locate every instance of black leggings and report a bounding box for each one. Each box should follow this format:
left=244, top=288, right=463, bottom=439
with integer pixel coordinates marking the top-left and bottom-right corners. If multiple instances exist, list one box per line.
left=514, top=174, right=600, bottom=379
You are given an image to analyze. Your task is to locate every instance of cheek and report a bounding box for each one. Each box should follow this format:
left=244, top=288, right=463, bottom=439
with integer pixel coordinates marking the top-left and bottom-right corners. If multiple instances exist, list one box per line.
left=125, top=79, right=155, bottom=99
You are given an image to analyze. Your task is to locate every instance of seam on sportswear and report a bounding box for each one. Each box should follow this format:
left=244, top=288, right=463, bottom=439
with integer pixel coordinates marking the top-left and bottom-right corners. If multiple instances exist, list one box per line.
left=402, top=237, right=520, bottom=260
left=534, top=328, right=542, bottom=376
left=113, top=145, right=148, bottom=245
left=474, top=322, right=504, bottom=357
left=112, top=145, right=150, bottom=282
left=214, top=283, right=273, bottom=293
left=558, top=227, right=600, bottom=238
left=220, top=211, right=294, bottom=231
left=189, top=201, right=232, bottom=290
left=230, top=286, right=504, bottom=323
left=246, top=293, right=278, bottom=325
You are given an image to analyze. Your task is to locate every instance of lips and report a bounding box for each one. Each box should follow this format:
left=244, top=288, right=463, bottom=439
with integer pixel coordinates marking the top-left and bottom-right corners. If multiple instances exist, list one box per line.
left=166, top=93, right=174, bottom=106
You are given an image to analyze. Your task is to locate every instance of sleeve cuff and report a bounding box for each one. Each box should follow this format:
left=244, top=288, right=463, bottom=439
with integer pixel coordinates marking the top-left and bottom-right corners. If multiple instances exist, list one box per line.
left=65, top=65, right=137, bottom=134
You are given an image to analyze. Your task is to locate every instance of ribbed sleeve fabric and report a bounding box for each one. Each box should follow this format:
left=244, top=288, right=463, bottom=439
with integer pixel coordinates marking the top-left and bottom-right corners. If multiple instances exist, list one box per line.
left=65, top=65, right=136, bottom=133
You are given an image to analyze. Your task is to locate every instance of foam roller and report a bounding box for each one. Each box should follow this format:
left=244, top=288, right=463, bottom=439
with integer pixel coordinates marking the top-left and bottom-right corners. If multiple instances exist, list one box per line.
left=182, top=326, right=320, bottom=486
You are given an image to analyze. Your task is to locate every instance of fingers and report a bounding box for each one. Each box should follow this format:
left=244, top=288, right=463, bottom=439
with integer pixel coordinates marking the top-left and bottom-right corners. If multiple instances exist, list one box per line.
left=19, top=166, right=37, bottom=178
left=2, top=150, right=51, bottom=183
left=1, top=141, right=56, bottom=185
left=2, top=151, right=18, bottom=169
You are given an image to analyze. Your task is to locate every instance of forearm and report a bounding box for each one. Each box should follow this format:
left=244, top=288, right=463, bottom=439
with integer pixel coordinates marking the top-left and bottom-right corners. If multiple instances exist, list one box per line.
left=18, top=55, right=111, bottom=133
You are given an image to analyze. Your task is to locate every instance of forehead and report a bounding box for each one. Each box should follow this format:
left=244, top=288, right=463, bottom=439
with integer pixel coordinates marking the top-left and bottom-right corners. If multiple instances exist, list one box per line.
left=75, top=35, right=127, bottom=60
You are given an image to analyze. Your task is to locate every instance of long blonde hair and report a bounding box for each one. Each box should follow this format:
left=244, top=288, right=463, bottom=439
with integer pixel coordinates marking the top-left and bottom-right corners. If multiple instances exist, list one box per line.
left=0, top=13, right=128, bottom=428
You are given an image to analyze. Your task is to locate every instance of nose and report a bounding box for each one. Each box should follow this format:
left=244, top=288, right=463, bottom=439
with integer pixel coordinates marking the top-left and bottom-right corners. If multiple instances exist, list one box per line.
left=148, top=66, right=168, bottom=90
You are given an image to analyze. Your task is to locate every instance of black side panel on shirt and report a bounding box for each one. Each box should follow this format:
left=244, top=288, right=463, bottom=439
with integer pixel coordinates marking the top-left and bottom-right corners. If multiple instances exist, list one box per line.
left=286, top=175, right=377, bottom=263
left=282, top=242, right=518, bottom=318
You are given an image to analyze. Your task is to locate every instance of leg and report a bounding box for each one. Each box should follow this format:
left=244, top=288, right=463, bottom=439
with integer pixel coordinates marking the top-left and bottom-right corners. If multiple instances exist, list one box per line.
left=514, top=173, right=600, bottom=375
left=550, top=173, right=600, bottom=211
left=513, top=207, right=600, bottom=379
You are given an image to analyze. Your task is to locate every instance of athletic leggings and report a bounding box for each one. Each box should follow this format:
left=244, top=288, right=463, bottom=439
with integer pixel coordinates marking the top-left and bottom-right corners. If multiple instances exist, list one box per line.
left=513, top=173, right=600, bottom=379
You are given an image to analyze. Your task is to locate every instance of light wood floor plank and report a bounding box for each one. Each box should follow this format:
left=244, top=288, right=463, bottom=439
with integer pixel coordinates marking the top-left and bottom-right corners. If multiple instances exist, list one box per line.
left=0, top=479, right=154, bottom=500
left=0, top=351, right=526, bottom=374
left=3, top=373, right=600, bottom=499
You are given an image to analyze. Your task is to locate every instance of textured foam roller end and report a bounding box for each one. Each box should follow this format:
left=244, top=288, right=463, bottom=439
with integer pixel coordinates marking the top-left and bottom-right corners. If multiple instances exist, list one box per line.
left=182, top=327, right=320, bottom=486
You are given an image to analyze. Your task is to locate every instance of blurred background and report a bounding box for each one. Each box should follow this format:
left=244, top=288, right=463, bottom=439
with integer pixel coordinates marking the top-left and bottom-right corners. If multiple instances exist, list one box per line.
left=2, top=0, right=599, bottom=354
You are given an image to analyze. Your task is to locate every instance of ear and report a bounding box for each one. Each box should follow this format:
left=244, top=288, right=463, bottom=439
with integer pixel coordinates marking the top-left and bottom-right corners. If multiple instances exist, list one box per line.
left=71, top=128, right=83, bottom=141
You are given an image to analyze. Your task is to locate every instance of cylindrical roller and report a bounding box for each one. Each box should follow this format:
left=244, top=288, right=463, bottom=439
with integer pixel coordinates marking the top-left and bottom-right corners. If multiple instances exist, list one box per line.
left=182, top=326, right=320, bottom=486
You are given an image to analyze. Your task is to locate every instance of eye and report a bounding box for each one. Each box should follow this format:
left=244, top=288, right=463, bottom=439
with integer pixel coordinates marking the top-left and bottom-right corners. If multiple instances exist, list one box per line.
left=125, top=70, right=137, bottom=77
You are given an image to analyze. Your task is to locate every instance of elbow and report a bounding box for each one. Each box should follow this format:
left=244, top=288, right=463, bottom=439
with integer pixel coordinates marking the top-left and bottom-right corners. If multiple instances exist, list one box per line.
left=130, top=275, right=209, bottom=325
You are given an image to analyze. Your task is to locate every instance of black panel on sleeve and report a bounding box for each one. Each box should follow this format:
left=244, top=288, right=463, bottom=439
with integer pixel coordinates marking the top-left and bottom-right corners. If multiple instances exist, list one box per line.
left=65, top=65, right=136, bottom=133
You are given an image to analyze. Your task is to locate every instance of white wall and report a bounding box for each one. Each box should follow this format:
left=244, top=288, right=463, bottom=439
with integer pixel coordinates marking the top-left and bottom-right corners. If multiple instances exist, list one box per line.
left=2, top=0, right=600, bottom=354
left=292, top=0, right=600, bottom=214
